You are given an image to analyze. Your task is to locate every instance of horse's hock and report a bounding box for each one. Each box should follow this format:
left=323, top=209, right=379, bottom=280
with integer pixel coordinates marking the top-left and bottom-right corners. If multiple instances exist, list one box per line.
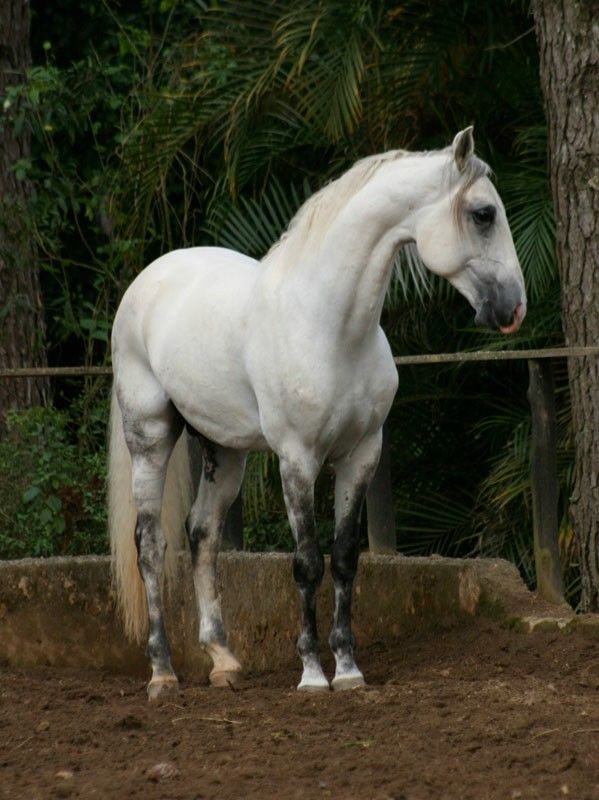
left=0, top=553, right=581, bottom=677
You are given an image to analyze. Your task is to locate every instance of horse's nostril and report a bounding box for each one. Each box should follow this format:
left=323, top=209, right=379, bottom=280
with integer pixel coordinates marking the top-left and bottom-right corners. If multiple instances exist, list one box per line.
left=499, top=302, right=524, bottom=335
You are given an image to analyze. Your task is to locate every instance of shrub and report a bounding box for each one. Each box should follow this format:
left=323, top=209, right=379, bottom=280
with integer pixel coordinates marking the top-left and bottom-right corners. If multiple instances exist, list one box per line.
left=0, top=406, right=107, bottom=558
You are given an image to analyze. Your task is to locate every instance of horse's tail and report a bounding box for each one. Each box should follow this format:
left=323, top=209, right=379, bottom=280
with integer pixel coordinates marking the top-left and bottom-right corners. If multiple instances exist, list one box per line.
left=108, top=384, right=192, bottom=644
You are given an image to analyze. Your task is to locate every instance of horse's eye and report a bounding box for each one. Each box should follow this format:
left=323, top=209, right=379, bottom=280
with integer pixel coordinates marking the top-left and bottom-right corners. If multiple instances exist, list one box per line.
left=471, top=205, right=496, bottom=227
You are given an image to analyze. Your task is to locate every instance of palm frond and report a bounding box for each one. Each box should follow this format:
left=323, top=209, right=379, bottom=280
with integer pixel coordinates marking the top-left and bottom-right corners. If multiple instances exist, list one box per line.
left=204, top=176, right=312, bottom=258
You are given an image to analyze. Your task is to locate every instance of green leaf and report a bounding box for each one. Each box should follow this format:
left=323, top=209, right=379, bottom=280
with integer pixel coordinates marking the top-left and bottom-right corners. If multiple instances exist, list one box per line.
left=46, top=495, right=62, bottom=513
left=22, top=486, right=41, bottom=504
left=54, top=516, right=66, bottom=534
left=39, top=508, right=53, bottom=525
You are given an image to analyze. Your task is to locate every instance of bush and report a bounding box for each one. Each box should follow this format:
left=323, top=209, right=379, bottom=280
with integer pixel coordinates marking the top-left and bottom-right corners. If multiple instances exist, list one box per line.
left=0, top=406, right=107, bottom=558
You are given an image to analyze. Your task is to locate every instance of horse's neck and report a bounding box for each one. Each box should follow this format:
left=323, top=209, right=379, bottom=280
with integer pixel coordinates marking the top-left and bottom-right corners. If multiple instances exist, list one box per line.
left=278, top=154, right=446, bottom=344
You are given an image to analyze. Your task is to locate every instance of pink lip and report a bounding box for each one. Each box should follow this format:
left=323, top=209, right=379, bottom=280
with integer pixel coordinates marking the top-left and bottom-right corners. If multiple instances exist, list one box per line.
left=499, top=303, right=524, bottom=335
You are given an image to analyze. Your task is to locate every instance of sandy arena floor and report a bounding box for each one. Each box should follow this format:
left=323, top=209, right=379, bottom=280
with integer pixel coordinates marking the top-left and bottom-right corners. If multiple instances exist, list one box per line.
left=1, top=620, right=599, bottom=799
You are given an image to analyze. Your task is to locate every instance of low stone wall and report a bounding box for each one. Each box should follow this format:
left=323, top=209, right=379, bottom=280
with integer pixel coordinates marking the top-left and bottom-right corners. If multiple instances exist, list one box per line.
left=0, top=552, right=566, bottom=679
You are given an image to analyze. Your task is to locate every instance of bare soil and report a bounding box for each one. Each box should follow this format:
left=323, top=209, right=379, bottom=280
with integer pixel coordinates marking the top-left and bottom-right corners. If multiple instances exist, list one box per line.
left=1, top=621, right=599, bottom=800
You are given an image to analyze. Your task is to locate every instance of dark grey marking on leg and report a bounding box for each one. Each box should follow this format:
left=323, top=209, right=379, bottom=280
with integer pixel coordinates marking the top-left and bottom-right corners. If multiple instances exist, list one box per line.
left=284, top=472, right=324, bottom=661
left=279, top=458, right=329, bottom=689
left=135, top=512, right=173, bottom=675
left=202, top=440, right=218, bottom=483
left=185, top=516, right=209, bottom=566
left=185, top=423, right=218, bottom=483
left=184, top=514, right=227, bottom=648
left=293, top=521, right=325, bottom=659
left=201, top=615, right=227, bottom=647
left=329, top=490, right=366, bottom=661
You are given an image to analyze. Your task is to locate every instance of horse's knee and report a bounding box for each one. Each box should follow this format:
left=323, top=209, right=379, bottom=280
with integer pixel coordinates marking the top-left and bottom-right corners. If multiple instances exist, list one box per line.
left=293, top=541, right=324, bottom=588
left=331, top=529, right=360, bottom=585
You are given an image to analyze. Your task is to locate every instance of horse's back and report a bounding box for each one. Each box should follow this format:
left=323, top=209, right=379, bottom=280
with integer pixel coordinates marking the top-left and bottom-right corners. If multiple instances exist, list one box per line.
left=119, top=246, right=257, bottom=305
left=114, top=246, right=258, bottom=357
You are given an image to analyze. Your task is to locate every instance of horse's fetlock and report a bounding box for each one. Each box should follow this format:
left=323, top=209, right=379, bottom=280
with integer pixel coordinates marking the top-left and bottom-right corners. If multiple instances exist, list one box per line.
left=329, top=626, right=351, bottom=654
left=199, top=616, right=226, bottom=647
left=297, top=630, right=317, bottom=658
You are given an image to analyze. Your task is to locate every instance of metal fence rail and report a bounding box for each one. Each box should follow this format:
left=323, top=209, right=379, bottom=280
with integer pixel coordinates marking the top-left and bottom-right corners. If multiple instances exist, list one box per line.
left=2, top=345, right=599, bottom=605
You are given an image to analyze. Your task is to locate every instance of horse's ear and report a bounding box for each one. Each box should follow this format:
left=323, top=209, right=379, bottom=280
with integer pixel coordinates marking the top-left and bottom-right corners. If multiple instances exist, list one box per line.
left=452, top=126, right=475, bottom=172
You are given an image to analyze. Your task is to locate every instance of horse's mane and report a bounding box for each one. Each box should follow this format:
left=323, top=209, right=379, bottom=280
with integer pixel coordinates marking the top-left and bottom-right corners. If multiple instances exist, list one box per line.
left=262, top=150, right=406, bottom=267
left=262, top=147, right=491, bottom=267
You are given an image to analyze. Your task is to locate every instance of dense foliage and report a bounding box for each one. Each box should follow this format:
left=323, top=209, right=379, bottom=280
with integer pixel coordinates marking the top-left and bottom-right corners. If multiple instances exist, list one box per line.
left=0, top=407, right=105, bottom=557
left=0, top=1, right=577, bottom=601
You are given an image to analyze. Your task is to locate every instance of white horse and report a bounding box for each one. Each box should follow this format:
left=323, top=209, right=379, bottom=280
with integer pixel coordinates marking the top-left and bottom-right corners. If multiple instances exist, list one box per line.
left=109, top=128, right=526, bottom=700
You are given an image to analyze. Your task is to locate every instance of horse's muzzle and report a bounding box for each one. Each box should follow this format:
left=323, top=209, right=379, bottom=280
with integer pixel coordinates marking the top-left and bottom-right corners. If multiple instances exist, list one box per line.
left=475, top=296, right=525, bottom=334
left=498, top=302, right=525, bottom=334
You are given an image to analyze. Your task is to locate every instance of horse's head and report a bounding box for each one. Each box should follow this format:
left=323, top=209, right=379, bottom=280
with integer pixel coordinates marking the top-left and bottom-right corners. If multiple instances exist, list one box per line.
left=414, top=127, right=526, bottom=334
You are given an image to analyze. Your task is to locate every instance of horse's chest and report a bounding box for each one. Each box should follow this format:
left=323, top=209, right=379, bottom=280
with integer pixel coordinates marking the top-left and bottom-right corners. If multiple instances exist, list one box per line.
left=329, top=378, right=390, bottom=438
left=249, top=326, right=398, bottom=454
left=276, top=362, right=395, bottom=447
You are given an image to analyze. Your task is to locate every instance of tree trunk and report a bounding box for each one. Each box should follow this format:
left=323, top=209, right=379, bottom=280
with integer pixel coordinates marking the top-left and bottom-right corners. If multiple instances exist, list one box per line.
left=527, top=359, right=565, bottom=605
left=0, top=0, right=49, bottom=428
left=531, top=0, right=599, bottom=610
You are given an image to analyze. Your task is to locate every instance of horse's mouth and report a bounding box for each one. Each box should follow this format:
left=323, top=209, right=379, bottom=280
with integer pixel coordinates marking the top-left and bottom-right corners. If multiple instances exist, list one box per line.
left=498, top=302, right=524, bottom=335
left=475, top=298, right=525, bottom=334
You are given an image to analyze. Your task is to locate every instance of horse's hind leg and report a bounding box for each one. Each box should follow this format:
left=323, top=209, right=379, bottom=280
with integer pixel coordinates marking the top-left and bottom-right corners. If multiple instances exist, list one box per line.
left=185, top=441, right=246, bottom=687
left=330, top=432, right=382, bottom=691
left=122, top=393, right=183, bottom=701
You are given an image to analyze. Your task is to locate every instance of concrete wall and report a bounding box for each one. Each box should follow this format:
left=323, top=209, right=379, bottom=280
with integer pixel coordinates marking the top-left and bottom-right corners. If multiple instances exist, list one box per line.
left=0, top=552, right=540, bottom=678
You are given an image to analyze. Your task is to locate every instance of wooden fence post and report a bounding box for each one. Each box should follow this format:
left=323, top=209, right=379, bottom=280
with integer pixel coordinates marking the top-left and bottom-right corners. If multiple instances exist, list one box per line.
left=186, top=431, right=244, bottom=550
left=222, top=493, right=244, bottom=551
left=527, top=358, right=565, bottom=604
left=366, top=424, right=396, bottom=553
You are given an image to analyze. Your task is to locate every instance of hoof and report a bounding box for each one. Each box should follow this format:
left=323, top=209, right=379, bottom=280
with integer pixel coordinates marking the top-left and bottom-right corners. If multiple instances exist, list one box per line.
left=147, top=676, right=179, bottom=702
left=209, top=669, right=242, bottom=689
left=297, top=661, right=330, bottom=692
left=297, top=681, right=330, bottom=693
left=297, top=672, right=330, bottom=692
left=331, top=672, right=366, bottom=691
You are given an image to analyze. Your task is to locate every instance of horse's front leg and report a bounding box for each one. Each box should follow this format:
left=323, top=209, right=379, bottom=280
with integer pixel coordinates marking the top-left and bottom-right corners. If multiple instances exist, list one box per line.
left=330, top=431, right=383, bottom=690
left=280, top=453, right=328, bottom=692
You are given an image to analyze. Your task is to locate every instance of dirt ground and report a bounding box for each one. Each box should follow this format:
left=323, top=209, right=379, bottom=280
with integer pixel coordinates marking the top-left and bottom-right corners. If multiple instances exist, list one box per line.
left=1, top=620, right=599, bottom=800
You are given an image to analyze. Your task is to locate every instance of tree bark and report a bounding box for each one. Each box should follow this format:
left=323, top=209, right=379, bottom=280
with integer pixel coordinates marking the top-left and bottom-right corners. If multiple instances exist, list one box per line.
left=527, top=359, right=565, bottom=605
left=0, top=0, right=49, bottom=428
left=531, top=0, right=599, bottom=609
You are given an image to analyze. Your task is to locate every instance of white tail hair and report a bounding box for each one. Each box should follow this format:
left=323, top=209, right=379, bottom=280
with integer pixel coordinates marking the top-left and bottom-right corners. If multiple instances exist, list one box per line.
left=108, top=384, right=192, bottom=644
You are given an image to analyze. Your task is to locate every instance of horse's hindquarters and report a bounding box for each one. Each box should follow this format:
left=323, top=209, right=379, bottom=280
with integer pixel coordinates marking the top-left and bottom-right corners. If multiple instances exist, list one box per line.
left=114, top=247, right=268, bottom=452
